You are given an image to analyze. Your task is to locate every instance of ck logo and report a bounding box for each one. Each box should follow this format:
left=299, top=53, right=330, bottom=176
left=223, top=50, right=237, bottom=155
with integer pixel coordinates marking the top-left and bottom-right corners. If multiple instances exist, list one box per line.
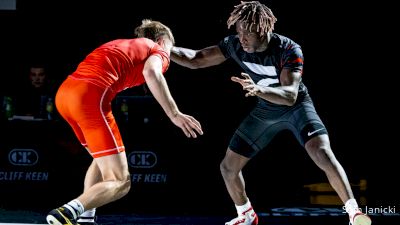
left=8, top=149, right=39, bottom=166
left=128, top=151, right=157, bottom=168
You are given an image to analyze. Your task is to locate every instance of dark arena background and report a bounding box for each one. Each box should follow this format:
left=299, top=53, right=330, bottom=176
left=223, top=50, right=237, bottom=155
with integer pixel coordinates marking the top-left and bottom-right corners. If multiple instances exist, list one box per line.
left=0, top=0, right=398, bottom=224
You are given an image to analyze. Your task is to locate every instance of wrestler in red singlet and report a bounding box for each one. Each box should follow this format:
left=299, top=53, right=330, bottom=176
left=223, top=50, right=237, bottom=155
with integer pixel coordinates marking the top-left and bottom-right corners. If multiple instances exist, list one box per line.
left=56, top=38, right=170, bottom=158
left=47, top=19, right=203, bottom=225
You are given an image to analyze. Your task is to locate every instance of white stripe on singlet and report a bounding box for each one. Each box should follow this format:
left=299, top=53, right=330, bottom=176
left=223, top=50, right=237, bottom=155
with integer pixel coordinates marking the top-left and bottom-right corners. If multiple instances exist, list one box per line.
left=243, top=62, right=279, bottom=86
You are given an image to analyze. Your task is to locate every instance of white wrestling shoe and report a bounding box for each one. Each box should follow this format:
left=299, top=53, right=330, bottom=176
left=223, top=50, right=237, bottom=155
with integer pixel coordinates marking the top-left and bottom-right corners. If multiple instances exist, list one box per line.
left=225, top=207, right=258, bottom=225
left=349, top=211, right=371, bottom=225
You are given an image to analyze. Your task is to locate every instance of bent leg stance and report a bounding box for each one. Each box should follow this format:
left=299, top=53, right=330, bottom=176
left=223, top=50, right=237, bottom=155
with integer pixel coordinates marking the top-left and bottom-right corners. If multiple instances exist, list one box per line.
left=47, top=77, right=131, bottom=224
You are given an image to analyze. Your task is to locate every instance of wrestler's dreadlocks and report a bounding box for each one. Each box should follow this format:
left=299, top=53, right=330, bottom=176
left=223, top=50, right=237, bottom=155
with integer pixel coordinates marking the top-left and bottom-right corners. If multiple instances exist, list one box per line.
left=227, top=1, right=277, bottom=37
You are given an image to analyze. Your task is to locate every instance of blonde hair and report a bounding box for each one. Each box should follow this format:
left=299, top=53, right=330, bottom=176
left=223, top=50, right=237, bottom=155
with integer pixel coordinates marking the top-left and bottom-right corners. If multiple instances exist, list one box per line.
left=227, top=1, right=277, bottom=37
left=134, top=19, right=175, bottom=45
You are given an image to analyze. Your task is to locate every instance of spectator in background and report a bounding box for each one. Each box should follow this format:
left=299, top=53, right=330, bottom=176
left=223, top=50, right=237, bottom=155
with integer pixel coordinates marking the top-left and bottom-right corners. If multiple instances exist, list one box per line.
left=13, top=63, right=57, bottom=120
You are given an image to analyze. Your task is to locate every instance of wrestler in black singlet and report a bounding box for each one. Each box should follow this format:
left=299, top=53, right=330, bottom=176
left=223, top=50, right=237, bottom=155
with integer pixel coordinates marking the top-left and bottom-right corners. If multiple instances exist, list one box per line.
left=219, top=33, right=328, bottom=158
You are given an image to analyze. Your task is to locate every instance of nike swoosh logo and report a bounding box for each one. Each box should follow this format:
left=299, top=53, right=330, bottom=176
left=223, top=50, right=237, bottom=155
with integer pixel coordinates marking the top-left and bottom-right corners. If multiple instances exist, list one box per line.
left=307, top=128, right=324, bottom=136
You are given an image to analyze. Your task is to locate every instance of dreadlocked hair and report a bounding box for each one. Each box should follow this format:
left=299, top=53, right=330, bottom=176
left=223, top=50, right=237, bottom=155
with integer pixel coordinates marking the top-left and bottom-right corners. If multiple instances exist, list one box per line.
left=134, top=19, right=175, bottom=45
left=227, top=1, right=277, bottom=36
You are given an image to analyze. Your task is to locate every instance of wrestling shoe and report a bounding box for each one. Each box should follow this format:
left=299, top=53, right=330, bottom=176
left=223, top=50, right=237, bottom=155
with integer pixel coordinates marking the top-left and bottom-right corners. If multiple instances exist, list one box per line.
left=225, top=207, right=258, bottom=225
left=349, top=211, right=371, bottom=225
left=46, top=206, right=78, bottom=225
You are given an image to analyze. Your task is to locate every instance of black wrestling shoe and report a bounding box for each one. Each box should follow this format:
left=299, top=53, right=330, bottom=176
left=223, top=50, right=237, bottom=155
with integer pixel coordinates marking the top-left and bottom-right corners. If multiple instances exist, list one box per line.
left=46, top=206, right=78, bottom=225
